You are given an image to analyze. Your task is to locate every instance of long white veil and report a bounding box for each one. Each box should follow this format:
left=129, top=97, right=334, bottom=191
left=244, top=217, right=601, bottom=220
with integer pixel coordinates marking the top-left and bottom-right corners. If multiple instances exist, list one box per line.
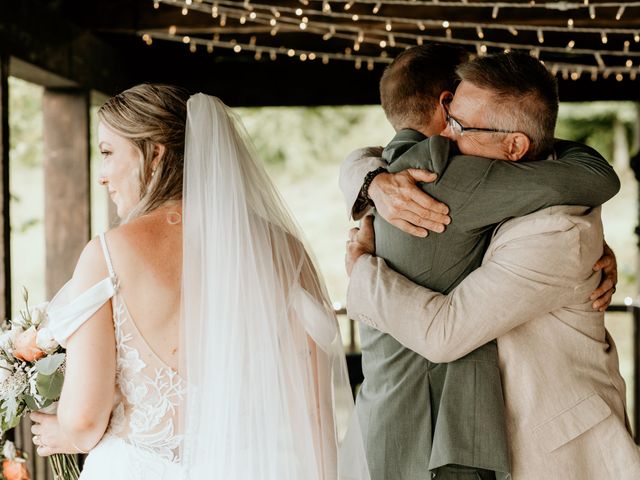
left=180, top=93, right=370, bottom=479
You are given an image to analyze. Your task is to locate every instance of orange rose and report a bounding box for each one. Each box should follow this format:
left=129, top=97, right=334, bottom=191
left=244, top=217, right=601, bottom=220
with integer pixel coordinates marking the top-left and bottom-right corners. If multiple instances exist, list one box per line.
left=2, top=459, right=30, bottom=480
left=13, top=327, right=45, bottom=362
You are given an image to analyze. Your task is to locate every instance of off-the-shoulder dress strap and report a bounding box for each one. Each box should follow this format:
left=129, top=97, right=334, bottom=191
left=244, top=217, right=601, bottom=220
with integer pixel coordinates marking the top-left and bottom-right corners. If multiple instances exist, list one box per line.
left=98, top=232, right=116, bottom=278
left=45, top=234, right=117, bottom=347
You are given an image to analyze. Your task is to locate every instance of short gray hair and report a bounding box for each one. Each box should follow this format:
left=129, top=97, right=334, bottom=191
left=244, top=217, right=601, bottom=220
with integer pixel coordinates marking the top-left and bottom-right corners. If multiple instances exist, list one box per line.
left=456, top=52, right=558, bottom=160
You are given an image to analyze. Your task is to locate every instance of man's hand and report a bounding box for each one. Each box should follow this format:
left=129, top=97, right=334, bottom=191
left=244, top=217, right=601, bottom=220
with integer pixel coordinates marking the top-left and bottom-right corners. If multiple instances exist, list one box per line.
left=590, top=242, right=618, bottom=311
left=345, top=215, right=375, bottom=276
left=368, top=169, right=450, bottom=237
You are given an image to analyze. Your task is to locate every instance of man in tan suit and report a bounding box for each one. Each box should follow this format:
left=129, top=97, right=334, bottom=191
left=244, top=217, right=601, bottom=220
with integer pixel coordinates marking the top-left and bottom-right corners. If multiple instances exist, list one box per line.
left=343, top=53, right=639, bottom=478
left=346, top=208, right=639, bottom=479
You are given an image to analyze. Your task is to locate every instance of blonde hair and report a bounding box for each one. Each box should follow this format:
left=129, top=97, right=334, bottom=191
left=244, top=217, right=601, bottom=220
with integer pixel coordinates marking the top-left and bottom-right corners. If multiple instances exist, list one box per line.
left=97, top=83, right=190, bottom=222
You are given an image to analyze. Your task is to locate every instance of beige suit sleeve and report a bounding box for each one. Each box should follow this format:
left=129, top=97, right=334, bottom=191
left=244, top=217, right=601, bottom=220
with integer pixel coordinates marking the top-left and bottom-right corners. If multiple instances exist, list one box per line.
left=339, top=147, right=385, bottom=220
left=347, top=215, right=601, bottom=363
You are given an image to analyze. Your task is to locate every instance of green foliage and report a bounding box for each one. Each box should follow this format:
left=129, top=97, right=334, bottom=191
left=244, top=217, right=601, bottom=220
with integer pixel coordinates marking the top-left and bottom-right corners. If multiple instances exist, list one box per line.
left=8, top=78, right=43, bottom=169
left=556, top=102, right=639, bottom=161
left=237, top=105, right=394, bottom=179
left=36, top=370, right=64, bottom=400
left=35, top=353, right=65, bottom=375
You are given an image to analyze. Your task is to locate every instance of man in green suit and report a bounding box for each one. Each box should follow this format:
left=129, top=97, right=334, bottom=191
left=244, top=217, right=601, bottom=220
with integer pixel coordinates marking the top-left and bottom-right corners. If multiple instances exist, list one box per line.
left=340, top=47, right=619, bottom=480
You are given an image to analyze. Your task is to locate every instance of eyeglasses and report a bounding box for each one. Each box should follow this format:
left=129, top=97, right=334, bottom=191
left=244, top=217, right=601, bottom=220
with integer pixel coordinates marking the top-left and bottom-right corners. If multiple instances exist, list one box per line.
left=441, top=97, right=516, bottom=136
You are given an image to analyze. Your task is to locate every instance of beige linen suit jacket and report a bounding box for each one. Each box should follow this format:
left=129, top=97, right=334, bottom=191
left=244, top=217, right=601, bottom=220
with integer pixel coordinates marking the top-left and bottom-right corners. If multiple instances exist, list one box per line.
left=348, top=205, right=640, bottom=479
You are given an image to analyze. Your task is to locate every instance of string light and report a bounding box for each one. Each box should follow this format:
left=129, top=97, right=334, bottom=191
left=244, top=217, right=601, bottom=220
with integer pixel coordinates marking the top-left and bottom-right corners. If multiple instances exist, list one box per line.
left=589, top=5, right=595, bottom=18
left=176, top=0, right=640, bottom=41
left=145, top=30, right=637, bottom=79
left=372, top=2, right=381, bottom=13
left=153, top=0, right=640, bottom=75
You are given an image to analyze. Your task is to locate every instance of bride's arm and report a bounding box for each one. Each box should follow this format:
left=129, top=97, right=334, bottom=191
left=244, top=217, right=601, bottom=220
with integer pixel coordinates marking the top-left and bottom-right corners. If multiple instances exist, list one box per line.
left=55, top=238, right=117, bottom=451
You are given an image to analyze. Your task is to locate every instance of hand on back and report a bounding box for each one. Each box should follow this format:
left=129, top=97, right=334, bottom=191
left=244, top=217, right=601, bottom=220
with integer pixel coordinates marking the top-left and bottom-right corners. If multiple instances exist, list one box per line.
left=368, top=169, right=450, bottom=237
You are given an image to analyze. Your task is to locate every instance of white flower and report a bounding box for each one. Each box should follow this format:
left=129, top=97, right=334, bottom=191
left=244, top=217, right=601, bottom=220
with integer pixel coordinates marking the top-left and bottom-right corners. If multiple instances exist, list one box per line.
left=36, top=327, right=59, bottom=354
left=0, top=326, right=21, bottom=354
left=3, top=440, right=16, bottom=460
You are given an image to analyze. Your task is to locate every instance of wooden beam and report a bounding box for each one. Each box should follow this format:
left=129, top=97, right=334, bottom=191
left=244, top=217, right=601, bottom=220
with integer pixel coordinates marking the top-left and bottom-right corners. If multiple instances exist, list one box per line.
left=0, top=0, right=131, bottom=96
left=0, top=54, right=10, bottom=322
left=43, top=89, right=91, bottom=297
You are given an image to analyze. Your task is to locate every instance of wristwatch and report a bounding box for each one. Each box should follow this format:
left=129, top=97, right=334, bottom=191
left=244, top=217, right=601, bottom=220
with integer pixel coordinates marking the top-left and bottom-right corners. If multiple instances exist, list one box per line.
left=354, top=166, right=387, bottom=213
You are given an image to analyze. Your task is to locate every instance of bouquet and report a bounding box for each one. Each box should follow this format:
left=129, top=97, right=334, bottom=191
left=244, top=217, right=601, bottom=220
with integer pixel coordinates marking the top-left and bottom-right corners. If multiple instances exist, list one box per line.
left=0, top=289, right=79, bottom=480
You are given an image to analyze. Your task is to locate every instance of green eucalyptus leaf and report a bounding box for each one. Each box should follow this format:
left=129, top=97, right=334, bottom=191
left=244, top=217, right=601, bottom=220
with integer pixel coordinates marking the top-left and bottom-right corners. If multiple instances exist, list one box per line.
left=36, top=371, right=64, bottom=400
left=23, top=394, right=39, bottom=411
left=35, top=353, right=65, bottom=375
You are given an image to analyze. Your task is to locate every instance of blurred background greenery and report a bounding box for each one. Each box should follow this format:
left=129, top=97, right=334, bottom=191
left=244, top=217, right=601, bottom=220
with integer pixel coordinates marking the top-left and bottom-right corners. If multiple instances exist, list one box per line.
left=8, top=76, right=639, bottom=427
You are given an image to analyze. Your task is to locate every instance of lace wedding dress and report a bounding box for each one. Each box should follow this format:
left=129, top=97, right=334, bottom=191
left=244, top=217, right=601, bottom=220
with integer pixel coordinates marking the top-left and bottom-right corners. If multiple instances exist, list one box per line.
left=44, top=93, right=370, bottom=480
left=47, top=233, right=186, bottom=479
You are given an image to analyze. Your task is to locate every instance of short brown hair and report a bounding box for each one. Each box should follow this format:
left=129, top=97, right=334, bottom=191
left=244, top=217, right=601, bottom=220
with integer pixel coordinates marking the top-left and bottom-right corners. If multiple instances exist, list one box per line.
left=380, top=44, right=468, bottom=131
left=98, top=83, right=191, bottom=222
left=456, top=52, right=558, bottom=160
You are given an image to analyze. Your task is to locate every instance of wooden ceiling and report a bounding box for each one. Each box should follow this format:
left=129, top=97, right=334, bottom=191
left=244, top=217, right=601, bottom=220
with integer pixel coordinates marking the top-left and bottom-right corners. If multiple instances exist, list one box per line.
left=3, top=0, right=640, bottom=105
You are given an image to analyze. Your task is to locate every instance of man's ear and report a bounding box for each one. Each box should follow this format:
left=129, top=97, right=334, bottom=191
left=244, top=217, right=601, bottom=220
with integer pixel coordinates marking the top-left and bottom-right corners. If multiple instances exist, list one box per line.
left=438, top=90, right=454, bottom=107
left=504, top=133, right=530, bottom=161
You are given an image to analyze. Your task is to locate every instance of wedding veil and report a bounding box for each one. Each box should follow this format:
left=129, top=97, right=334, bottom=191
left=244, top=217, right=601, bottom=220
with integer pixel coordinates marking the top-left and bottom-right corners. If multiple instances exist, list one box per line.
left=180, top=93, right=370, bottom=479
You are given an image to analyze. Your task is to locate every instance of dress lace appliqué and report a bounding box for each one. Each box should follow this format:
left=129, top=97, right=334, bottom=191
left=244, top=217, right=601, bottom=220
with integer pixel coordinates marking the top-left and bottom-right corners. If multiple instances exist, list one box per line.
left=107, top=291, right=185, bottom=464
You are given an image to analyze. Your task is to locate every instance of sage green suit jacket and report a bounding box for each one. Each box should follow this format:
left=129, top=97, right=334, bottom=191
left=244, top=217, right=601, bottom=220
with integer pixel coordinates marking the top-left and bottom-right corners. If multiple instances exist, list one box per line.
left=354, top=130, right=619, bottom=479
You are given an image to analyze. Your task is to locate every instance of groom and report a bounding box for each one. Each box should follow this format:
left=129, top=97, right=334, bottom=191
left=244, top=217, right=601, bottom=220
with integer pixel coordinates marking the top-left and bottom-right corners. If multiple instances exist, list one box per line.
left=341, top=47, right=622, bottom=480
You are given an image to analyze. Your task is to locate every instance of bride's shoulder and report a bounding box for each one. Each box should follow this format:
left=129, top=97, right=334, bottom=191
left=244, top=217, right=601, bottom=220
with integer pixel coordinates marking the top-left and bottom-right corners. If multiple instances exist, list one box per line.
left=68, top=236, right=110, bottom=298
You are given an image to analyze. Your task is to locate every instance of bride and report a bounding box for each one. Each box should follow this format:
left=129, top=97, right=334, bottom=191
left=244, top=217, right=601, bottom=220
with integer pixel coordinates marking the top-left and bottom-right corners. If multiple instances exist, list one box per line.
left=29, top=84, right=370, bottom=479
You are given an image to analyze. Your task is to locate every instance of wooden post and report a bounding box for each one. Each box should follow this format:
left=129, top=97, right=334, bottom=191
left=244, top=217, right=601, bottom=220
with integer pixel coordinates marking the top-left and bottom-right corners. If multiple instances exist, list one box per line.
left=43, top=88, right=91, bottom=297
left=0, top=55, right=11, bottom=323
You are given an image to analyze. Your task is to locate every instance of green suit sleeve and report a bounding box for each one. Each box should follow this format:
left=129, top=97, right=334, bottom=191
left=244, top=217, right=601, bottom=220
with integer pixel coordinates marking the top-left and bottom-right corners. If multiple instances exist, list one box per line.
left=381, top=131, right=619, bottom=231
left=447, top=140, right=620, bottom=230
